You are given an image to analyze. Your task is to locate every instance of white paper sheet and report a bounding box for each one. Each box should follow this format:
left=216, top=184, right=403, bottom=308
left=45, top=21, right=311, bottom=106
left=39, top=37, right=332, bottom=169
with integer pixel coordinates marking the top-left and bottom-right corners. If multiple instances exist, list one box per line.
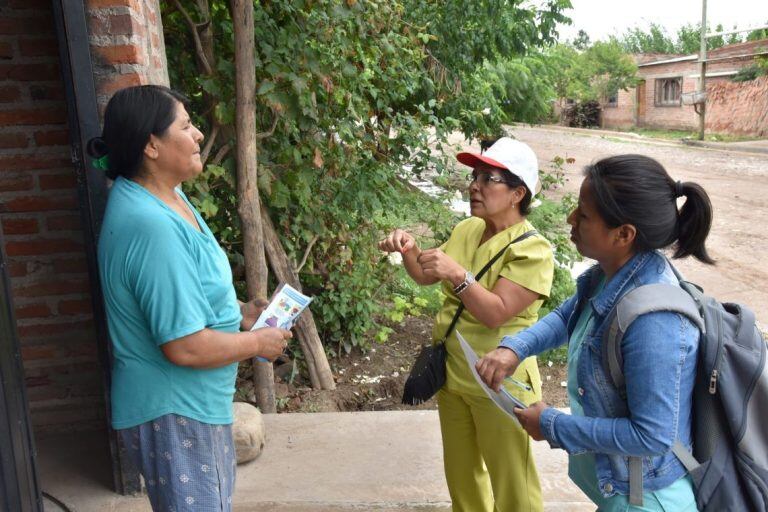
left=457, top=330, right=526, bottom=424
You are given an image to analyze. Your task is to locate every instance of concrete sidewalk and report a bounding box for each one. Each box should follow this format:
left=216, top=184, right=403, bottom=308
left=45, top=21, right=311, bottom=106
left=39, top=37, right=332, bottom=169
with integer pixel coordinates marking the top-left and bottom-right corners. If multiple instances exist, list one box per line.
left=38, top=410, right=592, bottom=511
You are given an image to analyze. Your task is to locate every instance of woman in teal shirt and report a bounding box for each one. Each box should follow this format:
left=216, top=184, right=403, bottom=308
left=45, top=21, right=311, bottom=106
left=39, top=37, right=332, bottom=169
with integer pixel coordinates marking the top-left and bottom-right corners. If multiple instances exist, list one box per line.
left=90, top=85, right=291, bottom=512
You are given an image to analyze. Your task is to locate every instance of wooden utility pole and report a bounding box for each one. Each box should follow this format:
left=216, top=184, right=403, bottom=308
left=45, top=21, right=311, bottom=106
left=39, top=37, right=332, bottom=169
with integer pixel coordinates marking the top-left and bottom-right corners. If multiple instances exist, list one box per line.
left=229, top=0, right=275, bottom=413
left=697, top=0, right=707, bottom=140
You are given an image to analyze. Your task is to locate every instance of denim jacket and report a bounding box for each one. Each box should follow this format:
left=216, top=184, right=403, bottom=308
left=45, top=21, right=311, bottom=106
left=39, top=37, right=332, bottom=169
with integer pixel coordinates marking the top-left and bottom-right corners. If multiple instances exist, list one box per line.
left=500, top=251, right=700, bottom=498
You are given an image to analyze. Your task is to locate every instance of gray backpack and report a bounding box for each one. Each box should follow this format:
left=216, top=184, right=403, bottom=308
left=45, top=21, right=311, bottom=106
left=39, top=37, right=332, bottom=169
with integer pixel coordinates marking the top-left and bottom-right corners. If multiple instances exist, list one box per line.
left=602, top=261, right=768, bottom=510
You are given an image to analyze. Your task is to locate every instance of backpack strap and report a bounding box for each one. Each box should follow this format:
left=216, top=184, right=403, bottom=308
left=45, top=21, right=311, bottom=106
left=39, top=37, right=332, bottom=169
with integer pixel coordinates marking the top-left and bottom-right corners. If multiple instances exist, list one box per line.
left=440, top=230, right=538, bottom=342
left=602, top=283, right=705, bottom=395
left=602, top=282, right=704, bottom=506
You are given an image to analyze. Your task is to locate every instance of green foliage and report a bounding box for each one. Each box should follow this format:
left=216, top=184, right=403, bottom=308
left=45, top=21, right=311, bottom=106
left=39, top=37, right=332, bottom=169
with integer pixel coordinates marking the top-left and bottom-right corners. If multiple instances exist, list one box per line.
left=733, top=65, right=763, bottom=82
left=614, top=22, right=752, bottom=56
left=547, top=41, right=638, bottom=104
left=162, top=0, right=570, bottom=354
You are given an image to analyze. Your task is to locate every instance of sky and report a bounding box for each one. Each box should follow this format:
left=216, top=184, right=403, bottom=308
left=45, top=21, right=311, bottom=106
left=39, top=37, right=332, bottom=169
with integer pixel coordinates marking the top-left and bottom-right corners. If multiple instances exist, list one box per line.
left=555, top=0, right=768, bottom=43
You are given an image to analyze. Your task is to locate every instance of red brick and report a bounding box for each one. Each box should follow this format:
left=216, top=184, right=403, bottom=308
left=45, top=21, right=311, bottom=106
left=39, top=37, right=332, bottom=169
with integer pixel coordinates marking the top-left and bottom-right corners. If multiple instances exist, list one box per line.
left=0, top=41, right=13, bottom=59
left=25, top=375, right=51, bottom=387
left=0, top=63, right=60, bottom=81
left=20, top=344, right=57, bottom=361
left=0, top=85, right=22, bottom=103
left=0, top=154, right=71, bottom=171
left=0, top=108, right=67, bottom=126
left=39, top=172, right=77, bottom=190
left=26, top=385, right=68, bottom=402
left=88, top=0, right=141, bottom=9
left=88, top=13, right=136, bottom=36
left=52, top=257, right=88, bottom=274
left=30, top=85, right=65, bottom=101
left=13, top=279, right=90, bottom=298
left=15, top=303, right=52, bottom=319
left=4, top=238, right=84, bottom=257
left=18, top=38, right=58, bottom=58
left=1, top=194, right=78, bottom=213
left=8, top=0, right=52, bottom=8
left=95, top=44, right=143, bottom=65
left=0, top=16, right=53, bottom=35
left=97, top=72, right=143, bottom=95
left=58, top=299, right=93, bottom=316
left=17, top=319, right=94, bottom=339
left=46, top=214, right=82, bottom=231
left=6, top=260, right=28, bottom=278
left=1, top=217, right=39, bottom=235
left=0, top=174, right=34, bottom=192
left=34, top=130, right=69, bottom=147
left=0, top=132, right=29, bottom=148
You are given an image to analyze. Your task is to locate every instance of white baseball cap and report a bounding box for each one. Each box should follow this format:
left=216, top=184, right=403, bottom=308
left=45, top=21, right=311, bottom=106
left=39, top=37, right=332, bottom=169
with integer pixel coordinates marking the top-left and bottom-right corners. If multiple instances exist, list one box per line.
left=457, top=137, right=539, bottom=197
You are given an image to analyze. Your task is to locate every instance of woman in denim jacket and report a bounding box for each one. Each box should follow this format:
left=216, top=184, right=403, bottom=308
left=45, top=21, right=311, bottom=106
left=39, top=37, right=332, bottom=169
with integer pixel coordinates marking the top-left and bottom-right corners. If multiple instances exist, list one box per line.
left=477, top=154, right=714, bottom=510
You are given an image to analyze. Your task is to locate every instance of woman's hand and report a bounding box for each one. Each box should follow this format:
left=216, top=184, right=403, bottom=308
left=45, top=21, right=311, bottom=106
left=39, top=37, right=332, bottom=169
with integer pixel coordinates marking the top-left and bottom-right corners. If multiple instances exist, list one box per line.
left=240, top=298, right=269, bottom=331
left=378, top=229, right=416, bottom=254
left=476, top=347, right=521, bottom=391
left=514, top=401, right=549, bottom=441
left=417, top=248, right=465, bottom=284
left=253, top=327, right=292, bottom=361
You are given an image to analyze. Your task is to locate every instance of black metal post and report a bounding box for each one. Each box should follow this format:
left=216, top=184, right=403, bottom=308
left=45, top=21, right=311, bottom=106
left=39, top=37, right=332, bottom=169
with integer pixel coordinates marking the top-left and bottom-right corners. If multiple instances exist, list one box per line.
left=50, top=0, right=140, bottom=495
left=0, top=225, right=42, bottom=512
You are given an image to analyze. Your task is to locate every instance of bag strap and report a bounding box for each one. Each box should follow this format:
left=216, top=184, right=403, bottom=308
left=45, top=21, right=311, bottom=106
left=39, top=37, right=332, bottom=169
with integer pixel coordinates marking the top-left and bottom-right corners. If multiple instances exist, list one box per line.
left=602, top=283, right=704, bottom=395
left=601, top=272, right=704, bottom=507
left=440, top=230, right=537, bottom=343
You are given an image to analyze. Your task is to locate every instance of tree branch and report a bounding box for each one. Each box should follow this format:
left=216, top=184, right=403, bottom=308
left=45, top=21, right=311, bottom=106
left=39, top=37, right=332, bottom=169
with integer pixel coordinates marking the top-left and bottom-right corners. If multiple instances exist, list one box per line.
left=255, top=110, right=280, bottom=140
left=211, top=143, right=231, bottom=166
left=296, top=235, right=319, bottom=273
left=172, top=0, right=214, bottom=76
left=200, top=124, right=219, bottom=166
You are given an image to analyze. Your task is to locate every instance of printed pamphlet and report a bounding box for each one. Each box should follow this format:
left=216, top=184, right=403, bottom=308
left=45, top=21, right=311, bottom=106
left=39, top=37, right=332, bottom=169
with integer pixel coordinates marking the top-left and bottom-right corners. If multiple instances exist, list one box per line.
left=251, top=284, right=313, bottom=362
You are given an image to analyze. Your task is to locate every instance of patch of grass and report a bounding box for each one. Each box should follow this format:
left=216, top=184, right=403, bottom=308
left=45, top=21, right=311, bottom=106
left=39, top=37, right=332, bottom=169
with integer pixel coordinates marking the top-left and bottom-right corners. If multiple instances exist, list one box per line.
left=620, top=127, right=759, bottom=143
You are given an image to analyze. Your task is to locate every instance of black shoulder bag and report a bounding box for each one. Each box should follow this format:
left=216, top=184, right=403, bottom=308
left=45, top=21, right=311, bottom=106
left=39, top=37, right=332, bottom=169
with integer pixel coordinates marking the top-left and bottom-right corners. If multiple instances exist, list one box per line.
left=401, top=230, right=537, bottom=405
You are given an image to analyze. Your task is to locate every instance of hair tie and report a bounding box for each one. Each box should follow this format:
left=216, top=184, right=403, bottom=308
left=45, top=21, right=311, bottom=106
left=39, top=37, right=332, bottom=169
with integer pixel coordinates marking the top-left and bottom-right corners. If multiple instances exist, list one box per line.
left=92, top=154, right=110, bottom=171
left=674, top=181, right=685, bottom=198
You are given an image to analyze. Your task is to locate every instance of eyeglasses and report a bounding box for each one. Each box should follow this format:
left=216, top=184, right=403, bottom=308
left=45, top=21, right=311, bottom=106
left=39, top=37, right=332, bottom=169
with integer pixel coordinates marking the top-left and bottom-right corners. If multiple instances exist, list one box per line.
left=467, top=173, right=508, bottom=186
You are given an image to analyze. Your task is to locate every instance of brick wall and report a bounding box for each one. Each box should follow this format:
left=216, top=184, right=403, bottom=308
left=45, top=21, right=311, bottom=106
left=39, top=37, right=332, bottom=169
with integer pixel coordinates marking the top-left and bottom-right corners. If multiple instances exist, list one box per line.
left=707, top=75, right=768, bottom=137
left=601, top=88, right=635, bottom=129
left=0, top=0, right=168, bottom=433
left=601, top=39, right=768, bottom=135
left=86, top=0, right=169, bottom=110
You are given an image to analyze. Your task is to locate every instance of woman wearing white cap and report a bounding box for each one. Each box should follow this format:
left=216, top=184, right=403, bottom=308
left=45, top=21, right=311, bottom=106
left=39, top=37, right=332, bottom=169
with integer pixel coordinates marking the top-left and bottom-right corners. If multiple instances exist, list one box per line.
left=379, top=137, right=554, bottom=511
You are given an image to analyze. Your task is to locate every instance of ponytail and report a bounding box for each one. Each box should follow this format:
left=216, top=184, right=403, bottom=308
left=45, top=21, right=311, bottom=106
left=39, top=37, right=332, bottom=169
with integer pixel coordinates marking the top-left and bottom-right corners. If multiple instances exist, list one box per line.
left=585, top=154, right=714, bottom=265
left=673, top=181, right=714, bottom=264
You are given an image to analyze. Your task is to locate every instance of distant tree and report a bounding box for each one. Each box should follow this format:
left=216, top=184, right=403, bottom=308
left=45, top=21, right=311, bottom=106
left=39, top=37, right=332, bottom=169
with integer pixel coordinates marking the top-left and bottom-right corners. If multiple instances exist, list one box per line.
left=572, top=29, right=591, bottom=50
left=746, top=24, right=768, bottom=41
left=615, top=23, right=676, bottom=53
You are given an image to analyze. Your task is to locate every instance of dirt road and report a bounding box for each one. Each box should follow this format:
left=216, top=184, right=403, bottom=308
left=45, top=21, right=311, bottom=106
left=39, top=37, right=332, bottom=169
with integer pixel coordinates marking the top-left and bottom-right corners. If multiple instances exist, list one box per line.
left=505, top=126, right=768, bottom=327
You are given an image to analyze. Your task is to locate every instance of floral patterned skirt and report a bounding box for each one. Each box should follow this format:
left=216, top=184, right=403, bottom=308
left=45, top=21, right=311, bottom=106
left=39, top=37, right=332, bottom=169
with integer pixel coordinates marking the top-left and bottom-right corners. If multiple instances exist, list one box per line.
left=118, top=414, right=236, bottom=511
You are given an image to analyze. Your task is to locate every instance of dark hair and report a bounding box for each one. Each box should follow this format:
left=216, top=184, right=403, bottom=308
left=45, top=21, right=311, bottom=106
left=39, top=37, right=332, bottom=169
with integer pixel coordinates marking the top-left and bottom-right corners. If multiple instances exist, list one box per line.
left=86, top=85, right=188, bottom=180
left=479, top=137, right=532, bottom=215
left=584, top=154, right=714, bottom=264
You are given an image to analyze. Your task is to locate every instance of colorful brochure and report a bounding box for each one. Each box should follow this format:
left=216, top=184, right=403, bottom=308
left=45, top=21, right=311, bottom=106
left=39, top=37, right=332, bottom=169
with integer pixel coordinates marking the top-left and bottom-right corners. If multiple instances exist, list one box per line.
left=251, top=283, right=313, bottom=331
left=250, top=284, right=313, bottom=362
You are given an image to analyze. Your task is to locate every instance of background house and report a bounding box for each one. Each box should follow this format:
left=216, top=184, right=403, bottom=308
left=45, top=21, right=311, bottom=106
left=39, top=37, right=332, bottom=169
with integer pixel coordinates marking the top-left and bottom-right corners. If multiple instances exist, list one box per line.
left=602, top=39, right=768, bottom=137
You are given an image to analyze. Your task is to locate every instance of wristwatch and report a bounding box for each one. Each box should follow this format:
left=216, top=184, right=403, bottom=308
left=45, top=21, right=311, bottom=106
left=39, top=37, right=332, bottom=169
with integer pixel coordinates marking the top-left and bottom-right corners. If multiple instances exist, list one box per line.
left=453, top=270, right=476, bottom=295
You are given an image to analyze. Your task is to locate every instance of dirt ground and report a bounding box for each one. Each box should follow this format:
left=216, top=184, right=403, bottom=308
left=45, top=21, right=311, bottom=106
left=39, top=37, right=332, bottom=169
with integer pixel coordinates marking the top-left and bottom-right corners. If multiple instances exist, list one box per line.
left=244, top=125, right=766, bottom=414
left=507, top=125, right=768, bottom=328
left=237, top=314, right=569, bottom=413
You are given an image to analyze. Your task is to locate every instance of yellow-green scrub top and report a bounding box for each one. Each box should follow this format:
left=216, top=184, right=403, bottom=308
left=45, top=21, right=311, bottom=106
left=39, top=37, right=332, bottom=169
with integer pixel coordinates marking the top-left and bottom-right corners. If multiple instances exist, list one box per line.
left=432, top=217, right=554, bottom=400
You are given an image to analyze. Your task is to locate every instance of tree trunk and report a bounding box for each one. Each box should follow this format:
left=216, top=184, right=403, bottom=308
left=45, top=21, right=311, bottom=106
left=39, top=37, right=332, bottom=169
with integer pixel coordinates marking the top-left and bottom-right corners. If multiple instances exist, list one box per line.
left=229, top=0, right=275, bottom=413
left=261, top=206, right=336, bottom=390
